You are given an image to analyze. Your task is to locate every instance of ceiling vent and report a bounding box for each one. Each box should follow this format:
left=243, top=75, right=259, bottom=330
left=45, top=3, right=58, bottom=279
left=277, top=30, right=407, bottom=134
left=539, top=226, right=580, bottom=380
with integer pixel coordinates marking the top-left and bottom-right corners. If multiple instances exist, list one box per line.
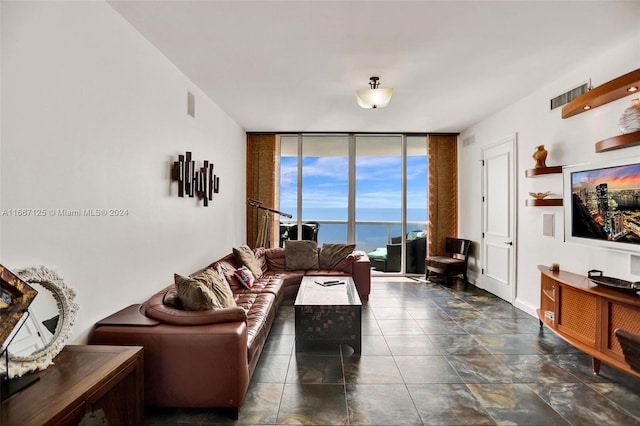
left=550, top=81, right=590, bottom=110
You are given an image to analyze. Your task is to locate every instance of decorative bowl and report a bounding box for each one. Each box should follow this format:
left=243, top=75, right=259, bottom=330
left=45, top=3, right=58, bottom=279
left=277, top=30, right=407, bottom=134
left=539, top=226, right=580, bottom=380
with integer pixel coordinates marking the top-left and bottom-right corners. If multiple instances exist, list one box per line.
left=529, top=191, right=551, bottom=200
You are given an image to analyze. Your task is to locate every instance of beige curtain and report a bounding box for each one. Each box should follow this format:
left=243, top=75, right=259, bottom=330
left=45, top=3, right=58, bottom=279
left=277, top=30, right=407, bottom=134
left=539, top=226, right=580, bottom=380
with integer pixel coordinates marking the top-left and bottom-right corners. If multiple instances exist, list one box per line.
left=246, top=134, right=280, bottom=249
left=427, top=134, right=458, bottom=256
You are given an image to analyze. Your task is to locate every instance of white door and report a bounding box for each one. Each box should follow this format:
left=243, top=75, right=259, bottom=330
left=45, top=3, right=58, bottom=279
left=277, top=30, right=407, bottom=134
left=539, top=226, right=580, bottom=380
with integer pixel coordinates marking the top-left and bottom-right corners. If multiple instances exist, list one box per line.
left=481, top=135, right=516, bottom=303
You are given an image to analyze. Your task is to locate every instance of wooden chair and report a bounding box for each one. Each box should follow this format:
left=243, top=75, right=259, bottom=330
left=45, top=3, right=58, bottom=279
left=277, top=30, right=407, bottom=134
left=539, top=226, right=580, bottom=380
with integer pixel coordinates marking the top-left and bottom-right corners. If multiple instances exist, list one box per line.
left=615, top=328, right=640, bottom=373
left=425, top=237, right=472, bottom=285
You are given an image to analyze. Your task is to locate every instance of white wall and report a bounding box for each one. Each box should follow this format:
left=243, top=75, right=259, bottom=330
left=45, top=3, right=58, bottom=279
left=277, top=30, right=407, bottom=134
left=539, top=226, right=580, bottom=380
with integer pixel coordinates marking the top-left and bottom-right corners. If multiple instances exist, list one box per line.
left=1, top=2, right=246, bottom=343
left=460, top=35, right=640, bottom=316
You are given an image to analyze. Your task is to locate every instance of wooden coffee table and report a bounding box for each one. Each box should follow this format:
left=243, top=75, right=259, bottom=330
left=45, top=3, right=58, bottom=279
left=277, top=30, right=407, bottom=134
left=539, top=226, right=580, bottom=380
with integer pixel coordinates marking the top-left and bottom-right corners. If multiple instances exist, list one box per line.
left=294, top=276, right=362, bottom=353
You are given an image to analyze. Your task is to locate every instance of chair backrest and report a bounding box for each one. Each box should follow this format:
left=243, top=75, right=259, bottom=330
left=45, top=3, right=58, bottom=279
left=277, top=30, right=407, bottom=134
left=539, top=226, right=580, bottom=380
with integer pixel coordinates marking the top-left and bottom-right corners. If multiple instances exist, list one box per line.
left=446, top=237, right=472, bottom=261
left=287, top=222, right=320, bottom=242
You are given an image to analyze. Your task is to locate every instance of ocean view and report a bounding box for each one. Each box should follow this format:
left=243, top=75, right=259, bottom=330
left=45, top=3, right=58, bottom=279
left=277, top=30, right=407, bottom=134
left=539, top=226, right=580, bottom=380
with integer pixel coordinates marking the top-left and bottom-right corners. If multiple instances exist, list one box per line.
left=280, top=207, right=427, bottom=253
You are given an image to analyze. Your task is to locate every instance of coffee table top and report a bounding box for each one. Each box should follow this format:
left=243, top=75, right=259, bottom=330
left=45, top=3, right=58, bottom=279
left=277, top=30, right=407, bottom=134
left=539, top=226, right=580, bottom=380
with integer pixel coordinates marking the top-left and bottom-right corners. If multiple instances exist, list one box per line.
left=295, top=276, right=361, bottom=306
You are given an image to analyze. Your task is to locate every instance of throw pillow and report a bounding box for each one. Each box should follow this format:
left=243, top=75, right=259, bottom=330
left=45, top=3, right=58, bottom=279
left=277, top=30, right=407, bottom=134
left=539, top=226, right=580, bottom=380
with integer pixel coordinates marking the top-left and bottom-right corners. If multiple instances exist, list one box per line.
left=234, top=266, right=255, bottom=289
left=285, top=240, right=319, bottom=271
left=232, top=245, right=263, bottom=278
left=319, top=243, right=356, bottom=270
left=194, top=268, right=237, bottom=308
left=174, top=273, right=221, bottom=311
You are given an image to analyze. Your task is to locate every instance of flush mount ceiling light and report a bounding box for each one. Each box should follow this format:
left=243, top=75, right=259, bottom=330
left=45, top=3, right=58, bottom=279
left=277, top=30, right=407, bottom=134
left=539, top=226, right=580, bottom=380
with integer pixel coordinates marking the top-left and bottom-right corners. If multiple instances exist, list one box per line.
left=356, top=76, right=393, bottom=109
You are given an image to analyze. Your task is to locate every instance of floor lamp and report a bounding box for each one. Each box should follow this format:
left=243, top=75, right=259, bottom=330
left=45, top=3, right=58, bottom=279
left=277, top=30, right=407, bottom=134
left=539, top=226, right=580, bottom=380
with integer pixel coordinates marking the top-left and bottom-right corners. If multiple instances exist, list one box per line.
left=248, top=199, right=292, bottom=248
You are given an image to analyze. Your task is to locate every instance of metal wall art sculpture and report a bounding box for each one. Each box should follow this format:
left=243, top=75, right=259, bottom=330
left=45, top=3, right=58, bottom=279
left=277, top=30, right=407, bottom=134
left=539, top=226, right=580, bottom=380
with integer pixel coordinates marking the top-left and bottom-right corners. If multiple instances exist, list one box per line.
left=172, top=151, right=220, bottom=206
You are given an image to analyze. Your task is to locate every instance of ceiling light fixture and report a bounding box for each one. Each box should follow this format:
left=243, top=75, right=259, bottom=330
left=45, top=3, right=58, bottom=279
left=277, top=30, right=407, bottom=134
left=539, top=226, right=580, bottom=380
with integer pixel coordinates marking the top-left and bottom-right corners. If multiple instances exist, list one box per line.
left=628, top=86, right=639, bottom=93
left=356, top=76, right=393, bottom=109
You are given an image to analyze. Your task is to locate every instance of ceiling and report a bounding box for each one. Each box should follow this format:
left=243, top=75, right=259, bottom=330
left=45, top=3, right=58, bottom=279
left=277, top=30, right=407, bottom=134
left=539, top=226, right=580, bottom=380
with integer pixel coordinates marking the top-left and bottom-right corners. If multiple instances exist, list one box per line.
left=108, top=1, right=640, bottom=134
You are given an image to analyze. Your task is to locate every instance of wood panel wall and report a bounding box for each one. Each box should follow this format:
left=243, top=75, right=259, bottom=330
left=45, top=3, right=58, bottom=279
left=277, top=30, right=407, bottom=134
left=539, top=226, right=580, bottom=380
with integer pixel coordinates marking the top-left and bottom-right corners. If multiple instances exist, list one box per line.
left=246, top=134, right=280, bottom=249
left=428, top=134, right=458, bottom=256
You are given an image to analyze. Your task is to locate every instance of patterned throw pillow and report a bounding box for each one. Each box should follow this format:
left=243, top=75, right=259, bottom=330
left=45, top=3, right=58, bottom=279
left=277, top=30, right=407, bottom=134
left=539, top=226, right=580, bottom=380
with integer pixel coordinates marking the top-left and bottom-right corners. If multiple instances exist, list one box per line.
left=285, top=240, right=319, bottom=271
left=174, top=273, right=221, bottom=311
left=232, top=245, right=263, bottom=278
left=194, top=269, right=237, bottom=308
left=319, top=243, right=356, bottom=270
left=234, top=266, right=255, bottom=289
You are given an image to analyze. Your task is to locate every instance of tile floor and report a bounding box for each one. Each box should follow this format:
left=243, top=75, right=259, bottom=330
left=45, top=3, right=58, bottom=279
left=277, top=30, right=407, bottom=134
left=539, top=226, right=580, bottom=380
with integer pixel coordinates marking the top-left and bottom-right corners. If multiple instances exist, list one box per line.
left=146, top=277, right=640, bottom=425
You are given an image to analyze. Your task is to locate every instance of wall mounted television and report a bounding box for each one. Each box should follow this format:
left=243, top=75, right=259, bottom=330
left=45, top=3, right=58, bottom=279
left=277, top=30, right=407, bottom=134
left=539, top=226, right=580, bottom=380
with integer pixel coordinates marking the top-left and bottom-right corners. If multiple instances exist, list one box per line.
left=564, top=157, right=640, bottom=253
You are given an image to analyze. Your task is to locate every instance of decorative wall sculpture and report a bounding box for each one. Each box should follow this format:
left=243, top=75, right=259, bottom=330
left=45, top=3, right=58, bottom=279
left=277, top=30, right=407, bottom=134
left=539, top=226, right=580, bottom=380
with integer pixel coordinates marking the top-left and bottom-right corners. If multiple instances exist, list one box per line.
left=172, top=151, right=220, bottom=207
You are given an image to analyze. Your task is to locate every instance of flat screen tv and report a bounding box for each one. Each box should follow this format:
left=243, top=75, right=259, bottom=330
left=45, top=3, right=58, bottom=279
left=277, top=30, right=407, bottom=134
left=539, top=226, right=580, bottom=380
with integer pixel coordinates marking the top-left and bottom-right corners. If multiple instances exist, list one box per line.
left=564, top=158, right=640, bottom=253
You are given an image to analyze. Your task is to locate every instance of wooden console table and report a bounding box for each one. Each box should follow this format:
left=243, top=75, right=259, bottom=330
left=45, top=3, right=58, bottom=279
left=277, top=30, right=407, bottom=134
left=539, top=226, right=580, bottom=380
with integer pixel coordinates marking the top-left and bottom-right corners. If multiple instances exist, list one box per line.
left=1, top=345, right=143, bottom=426
left=537, top=265, right=640, bottom=379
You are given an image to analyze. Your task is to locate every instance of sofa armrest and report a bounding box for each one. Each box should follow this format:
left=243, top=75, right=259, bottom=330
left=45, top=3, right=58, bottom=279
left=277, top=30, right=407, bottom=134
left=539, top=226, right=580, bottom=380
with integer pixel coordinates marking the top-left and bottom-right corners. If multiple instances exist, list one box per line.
left=90, top=320, right=250, bottom=408
left=96, top=304, right=159, bottom=327
left=142, top=290, right=247, bottom=326
left=351, top=252, right=371, bottom=302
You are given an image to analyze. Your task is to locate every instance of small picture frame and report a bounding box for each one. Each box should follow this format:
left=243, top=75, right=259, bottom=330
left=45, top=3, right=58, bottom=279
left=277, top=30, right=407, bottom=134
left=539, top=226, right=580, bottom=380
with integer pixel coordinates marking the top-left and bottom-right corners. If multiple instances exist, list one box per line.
left=0, top=265, right=38, bottom=351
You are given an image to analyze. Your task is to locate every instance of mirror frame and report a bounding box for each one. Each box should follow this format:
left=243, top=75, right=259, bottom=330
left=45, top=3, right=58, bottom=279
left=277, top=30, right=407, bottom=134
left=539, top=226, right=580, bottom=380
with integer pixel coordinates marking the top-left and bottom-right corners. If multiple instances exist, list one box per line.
left=1, top=266, right=79, bottom=378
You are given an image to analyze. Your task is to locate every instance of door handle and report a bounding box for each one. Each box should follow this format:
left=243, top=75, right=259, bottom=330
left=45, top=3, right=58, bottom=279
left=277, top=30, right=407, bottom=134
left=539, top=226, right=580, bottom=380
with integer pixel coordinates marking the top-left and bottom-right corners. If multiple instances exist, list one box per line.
left=504, top=241, right=513, bottom=245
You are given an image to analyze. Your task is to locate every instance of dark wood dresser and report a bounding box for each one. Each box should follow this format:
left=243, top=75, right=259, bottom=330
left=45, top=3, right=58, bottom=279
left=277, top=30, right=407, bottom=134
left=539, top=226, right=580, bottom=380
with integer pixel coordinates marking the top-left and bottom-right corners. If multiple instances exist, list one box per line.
left=1, top=345, right=143, bottom=426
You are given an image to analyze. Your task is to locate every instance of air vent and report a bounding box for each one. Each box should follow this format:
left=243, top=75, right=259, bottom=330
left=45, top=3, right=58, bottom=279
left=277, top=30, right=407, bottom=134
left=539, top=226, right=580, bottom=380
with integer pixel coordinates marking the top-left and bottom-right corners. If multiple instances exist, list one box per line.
left=550, top=82, right=590, bottom=110
left=462, top=135, right=475, bottom=147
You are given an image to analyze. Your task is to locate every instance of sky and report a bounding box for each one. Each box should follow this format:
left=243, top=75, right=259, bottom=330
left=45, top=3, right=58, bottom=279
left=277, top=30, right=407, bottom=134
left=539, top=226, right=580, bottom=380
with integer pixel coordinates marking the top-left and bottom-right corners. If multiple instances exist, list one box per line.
left=280, top=154, right=428, bottom=220
left=572, top=163, right=640, bottom=192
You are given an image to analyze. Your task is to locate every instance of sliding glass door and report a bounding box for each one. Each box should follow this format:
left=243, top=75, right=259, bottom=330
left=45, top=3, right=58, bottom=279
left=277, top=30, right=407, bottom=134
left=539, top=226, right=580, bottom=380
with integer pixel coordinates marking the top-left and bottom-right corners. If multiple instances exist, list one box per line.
left=279, top=133, right=427, bottom=275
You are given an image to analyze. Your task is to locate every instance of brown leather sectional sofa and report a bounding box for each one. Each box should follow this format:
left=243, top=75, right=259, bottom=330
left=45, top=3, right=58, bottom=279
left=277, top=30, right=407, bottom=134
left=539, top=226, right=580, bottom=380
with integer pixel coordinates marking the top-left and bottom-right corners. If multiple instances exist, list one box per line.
left=89, top=246, right=370, bottom=418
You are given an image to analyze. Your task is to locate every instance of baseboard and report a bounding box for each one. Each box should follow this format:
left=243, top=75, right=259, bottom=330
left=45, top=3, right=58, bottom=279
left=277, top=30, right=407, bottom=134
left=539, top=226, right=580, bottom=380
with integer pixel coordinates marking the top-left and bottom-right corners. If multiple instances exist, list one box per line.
left=513, top=297, right=537, bottom=319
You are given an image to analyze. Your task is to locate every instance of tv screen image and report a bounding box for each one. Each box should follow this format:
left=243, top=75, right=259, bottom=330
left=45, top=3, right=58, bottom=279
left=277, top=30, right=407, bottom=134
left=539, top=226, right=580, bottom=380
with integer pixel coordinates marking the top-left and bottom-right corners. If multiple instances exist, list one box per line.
left=564, top=159, right=640, bottom=252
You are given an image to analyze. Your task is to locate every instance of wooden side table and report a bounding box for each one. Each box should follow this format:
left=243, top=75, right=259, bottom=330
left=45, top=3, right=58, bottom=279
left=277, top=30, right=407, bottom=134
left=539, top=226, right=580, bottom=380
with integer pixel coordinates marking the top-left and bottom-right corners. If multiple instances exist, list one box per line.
left=1, top=345, right=143, bottom=426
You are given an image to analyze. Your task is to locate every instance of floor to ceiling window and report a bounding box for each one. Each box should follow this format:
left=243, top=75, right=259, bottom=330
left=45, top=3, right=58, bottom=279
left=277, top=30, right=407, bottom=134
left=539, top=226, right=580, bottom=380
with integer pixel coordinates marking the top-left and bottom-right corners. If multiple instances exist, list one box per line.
left=279, top=133, right=427, bottom=275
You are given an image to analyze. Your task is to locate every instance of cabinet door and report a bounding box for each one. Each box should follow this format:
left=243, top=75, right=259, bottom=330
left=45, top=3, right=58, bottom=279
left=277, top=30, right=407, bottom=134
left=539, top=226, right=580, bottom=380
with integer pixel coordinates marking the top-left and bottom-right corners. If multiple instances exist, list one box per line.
left=557, top=285, right=597, bottom=348
left=603, top=299, right=640, bottom=359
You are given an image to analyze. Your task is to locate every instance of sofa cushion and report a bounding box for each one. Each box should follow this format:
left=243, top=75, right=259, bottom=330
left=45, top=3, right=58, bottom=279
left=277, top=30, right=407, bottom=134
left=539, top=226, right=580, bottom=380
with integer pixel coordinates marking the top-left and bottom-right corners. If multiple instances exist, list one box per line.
left=265, top=247, right=287, bottom=271
left=319, top=243, right=356, bottom=270
left=285, top=240, right=319, bottom=270
left=162, top=288, right=183, bottom=309
left=174, top=273, right=222, bottom=311
left=254, top=246, right=269, bottom=275
left=194, top=268, right=237, bottom=308
left=234, top=266, right=255, bottom=289
left=233, top=245, right=263, bottom=278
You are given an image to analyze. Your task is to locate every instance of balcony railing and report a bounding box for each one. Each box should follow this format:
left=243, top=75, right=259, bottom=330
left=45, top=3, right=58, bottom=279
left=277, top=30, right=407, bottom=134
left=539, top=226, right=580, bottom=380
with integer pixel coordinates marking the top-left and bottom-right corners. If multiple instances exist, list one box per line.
left=280, top=219, right=428, bottom=275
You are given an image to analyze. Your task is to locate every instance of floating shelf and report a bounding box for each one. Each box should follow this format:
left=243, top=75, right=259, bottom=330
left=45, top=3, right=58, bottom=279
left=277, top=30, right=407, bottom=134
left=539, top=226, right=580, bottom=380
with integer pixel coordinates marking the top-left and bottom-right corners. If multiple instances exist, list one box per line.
left=526, top=199, right=563, bottom=207
left=525, top=166, right=563, bottom=177
left=561, top=68, right=640, bottom=119
left=595, top=130, right=640, bottom=153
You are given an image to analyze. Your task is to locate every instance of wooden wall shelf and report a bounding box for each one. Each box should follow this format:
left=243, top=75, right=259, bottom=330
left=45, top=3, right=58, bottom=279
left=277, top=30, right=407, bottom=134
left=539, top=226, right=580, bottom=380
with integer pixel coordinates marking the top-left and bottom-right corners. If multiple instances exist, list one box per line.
left=526, top=199, right=562, bottom=207
left=562, top=68, right=640, bottom=119
left=525, top=166, right=563, bottom=177
left=595, top=130, right=640, bottom=153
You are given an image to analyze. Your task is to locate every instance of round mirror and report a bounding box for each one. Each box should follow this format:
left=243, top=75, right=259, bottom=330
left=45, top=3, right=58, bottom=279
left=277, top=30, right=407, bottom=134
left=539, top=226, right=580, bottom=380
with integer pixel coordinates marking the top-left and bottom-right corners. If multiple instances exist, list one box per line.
left=1, top=266, right=79, bottom=378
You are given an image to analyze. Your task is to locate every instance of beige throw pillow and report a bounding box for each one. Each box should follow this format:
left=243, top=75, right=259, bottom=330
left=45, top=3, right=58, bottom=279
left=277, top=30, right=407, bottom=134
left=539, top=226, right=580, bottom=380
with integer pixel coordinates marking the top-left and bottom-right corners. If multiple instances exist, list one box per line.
left=194, top=269, right=237, bottom=308
left=285, top=240, right=319, bottom=271
left=319, top=243, right=356, bottom=270
left=174, top=273, right=222, bottom=311
left=233, top=245, right=263, bottom=278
